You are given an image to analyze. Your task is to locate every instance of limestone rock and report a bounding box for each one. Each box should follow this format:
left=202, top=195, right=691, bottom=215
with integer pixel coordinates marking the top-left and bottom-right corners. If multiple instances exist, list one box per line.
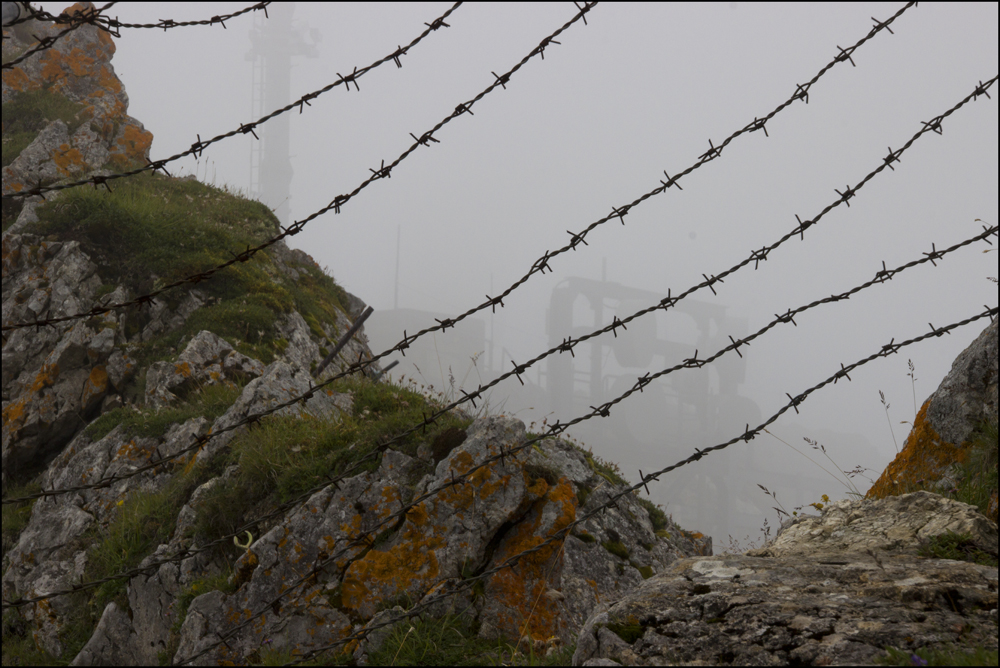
left=168, top=415, right=707, bottom=665
left=572, top=491, right=998, bottom=666
left=144, top=330, right=264, bottom=409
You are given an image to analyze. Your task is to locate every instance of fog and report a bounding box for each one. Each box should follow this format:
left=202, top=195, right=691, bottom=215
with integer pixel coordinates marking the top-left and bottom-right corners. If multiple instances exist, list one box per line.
left=103, top=2, right=997, bottom=548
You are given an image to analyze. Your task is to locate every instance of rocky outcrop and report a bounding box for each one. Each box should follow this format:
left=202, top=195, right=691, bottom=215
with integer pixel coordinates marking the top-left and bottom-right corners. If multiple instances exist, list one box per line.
left=867, top=319, right=998, bottom=521
left=573, top=491, right=998, bottom=666
left=50, top=415, right=707, bottom=665
left=2, top=2, right=153, bottom=199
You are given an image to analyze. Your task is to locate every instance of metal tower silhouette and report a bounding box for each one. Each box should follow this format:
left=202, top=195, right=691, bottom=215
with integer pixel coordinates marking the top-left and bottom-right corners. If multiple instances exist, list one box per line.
left=245, top=3, right=319, bottom=226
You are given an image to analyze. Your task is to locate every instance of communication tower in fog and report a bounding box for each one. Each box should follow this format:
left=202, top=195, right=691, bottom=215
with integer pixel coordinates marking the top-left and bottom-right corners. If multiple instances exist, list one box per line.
left=245, top=3, right=319, bottom=226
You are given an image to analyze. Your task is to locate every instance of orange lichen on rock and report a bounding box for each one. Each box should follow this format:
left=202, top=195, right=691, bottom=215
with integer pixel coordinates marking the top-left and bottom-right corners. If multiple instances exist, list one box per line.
left=111, top=123, right=153, bottom=169
left=30, top=362, right=61, bottom=393
left=340, top=513, right=446, bottom=615
left=866, top=401, right=970, bottom=500
left=485, top=478, right=577, bottom=642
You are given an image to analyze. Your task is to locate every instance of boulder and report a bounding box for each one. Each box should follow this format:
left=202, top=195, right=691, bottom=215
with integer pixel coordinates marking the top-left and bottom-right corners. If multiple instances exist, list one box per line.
left=867, top=319, right=998, bottom=522
left=573, top=491, right=998, bottom=666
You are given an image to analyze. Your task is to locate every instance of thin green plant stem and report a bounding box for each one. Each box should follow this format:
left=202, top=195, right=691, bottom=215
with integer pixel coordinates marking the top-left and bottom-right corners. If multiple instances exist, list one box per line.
left=879, top=390, right=899, bottom=454
left=763, top=428, right=860, bottom=497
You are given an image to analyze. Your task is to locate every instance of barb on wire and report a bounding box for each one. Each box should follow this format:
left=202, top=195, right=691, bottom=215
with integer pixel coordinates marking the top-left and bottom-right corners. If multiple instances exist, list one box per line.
left=2, top=2, right=462, bottom=200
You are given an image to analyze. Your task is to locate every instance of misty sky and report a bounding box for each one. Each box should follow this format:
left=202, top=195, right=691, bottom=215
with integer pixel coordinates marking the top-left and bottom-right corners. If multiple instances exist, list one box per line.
left=91, top=2, right=999, bottom=545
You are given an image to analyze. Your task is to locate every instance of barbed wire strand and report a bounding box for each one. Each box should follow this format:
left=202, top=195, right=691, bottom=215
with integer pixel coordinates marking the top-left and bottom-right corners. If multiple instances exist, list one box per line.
left=4, top=218, right=992, bottom=614
left=1, top=0, right=460, bottom=204
left=2, top=0, right=910, bottom=335
left=0, top=2, right=119, bottom=70
left=1, top=3, right=272, bottom=71
left=4, top=72, right=995, bottom=509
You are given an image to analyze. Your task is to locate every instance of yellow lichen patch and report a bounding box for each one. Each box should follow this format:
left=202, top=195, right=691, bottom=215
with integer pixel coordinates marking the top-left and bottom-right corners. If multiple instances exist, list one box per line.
left=867, top=401, right=970, bottom=500
left=110, top=124, right=153, bottom=168
left=378, top=485, right=402, bottom=519
left=174, top=361, right=193, bottom=378
left=29, top=362, right=60, bottom=393
left=448, top=450, right=476, bottom=475
left=405, top=502, right=430, bottom=526
left=52, top=144, right=87, bottom=176
left=115, top=437, right=151, bottom=462
left=1, top=66, right=32, bottom=92
left=2, top=397, right=29, bottom=432
left=485, top=478, right=578, bottom=641
left=65, top=48, right=98, bottom=78
left=340, top=523, right=446, bottom=614
left=340, top=512, right=364, bottom=537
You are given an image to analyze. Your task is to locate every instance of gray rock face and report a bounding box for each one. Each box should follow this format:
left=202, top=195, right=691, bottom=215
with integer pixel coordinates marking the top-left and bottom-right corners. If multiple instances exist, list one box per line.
left=573, top=491, right=998, bottom=666
left=926, top=319, right=998, bottom=448
left=866, top=319, right=998, bottom=521
left=144, top=330, right=264, bottom=409
left=168, top=416, right=708, bottom=665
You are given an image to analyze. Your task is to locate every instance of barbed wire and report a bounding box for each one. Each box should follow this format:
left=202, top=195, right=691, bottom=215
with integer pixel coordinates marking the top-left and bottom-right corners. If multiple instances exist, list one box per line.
left=4, top=219, right=993, bottom=616
left=1, top=2, right=604, bottom=508
left=0, top=0, right=576, bottom=336
left=4, top=71, right=995, bottom=508
left=240, top=307, right=1000, bottom=666
left=0, top=1, right=460, bottom=203
left=0, top=2, right=119, bottom=70
left=1, top=0, right=906, bottom=336
left=1, top=3, right=272, bottom=71
left=2, top=2, right=993, bottom=649
left=5, top=217, right=991, bottom=614
left=94, top=2, right=269, bottom=31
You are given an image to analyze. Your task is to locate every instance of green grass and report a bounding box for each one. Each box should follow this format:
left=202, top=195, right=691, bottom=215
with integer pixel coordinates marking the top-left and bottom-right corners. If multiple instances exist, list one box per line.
left=606, top=617, right=646, bottom=644
left=191, top=374, right=472, bottom=548
left=365, top=612, right=575, bottom=666
left=2, top=87, right=89, bottom=167
left=84, top=380, right=244, bottom=442
left=23, top=171, right=352, bottom=404
left=636, top=496, right=669, bottom=532
left=1, top=478, right=41, bottom=571
left=875, top=644, right=999, bottom=666
left=601, top=540, right=629, bottom=560
left=917, top=531, right=998, bottom=568
left=951, top=418, right=999, bottom=524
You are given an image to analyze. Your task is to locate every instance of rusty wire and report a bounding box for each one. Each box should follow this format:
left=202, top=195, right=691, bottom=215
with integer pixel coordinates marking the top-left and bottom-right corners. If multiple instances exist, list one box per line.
left=2, top=0, right=905, bottom=336
left=4, top=219, right=991, bottom=632
left=4, top=72, right=995, bottom=510
left=0, top=1, right=460, bottom=204
left=1, top=3, right=272, bottom=71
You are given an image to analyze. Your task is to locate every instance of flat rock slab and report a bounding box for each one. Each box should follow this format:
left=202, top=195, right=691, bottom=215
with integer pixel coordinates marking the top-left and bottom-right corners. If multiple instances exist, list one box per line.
left=574, top=492, right=999, bottom=666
